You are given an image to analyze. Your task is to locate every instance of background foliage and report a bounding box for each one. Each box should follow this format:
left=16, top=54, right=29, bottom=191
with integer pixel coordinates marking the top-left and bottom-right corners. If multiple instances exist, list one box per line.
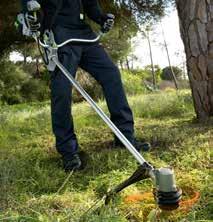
left=0, top=0, right=181, bottom=105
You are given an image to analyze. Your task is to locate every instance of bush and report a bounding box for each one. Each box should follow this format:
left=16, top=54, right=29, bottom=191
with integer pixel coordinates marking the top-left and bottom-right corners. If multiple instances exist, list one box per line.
left=131, top=90, right=193, bottom=118
left=72, top=69, right=146, bottom=103
left=73, top=70, right=103, bottom=102
left=0, top=61, right=147, bottom=105
left=122, top=70, right=146, bottom=95
left=21, top=79, right=50, bottom=102
left=128, top=69, right=150, bottom=79
left=0, top=60, right=29, bottom=104
left=161, top=66, right=184, bottom=81
left=0, top=60, right=51, bottom=104
left=144, top=65, right=162, bottom=83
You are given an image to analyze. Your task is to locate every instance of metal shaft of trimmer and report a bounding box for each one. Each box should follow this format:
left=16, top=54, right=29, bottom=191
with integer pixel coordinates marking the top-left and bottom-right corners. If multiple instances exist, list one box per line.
left=52, top=56, right=148, bottom=166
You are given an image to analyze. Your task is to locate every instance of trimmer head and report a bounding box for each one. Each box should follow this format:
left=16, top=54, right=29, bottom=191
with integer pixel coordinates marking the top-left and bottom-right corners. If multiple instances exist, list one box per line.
left=153, top=167, right=182, bottom=211
left=105, top=165, right=182, bottom=211
left=153, top=188, right=182, bottom=211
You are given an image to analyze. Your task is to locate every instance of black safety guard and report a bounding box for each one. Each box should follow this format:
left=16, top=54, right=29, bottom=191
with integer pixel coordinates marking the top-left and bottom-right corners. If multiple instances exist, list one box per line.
left=105, top=162, right=152, bottom=205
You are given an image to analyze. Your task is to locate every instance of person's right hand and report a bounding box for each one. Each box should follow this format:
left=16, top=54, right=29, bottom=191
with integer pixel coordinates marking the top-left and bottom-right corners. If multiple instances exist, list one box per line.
left=101, top=14, right=115, bottom=33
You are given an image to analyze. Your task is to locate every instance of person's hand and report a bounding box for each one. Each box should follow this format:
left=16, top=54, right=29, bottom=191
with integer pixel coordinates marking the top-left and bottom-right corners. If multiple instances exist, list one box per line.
left=25, top=12, right=41, bottom=34
left=15, top=12, right=40, bottom=38
left=101, top=14, right=115, bottom=33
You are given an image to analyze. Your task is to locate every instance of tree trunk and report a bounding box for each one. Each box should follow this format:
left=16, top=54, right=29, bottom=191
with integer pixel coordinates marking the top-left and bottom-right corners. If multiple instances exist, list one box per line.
left=126, top=58, right=130, bottom=70
left=35, top=57, right=40, bottom=78
left=176, top=0, right=213, bottom=120
left=160, top=22, right=179, bottom=90
left=147, top=31, right=157, bottom=89
left=120, top=60, right=124, bottom=70
left=23, top=48, right=27, bottom=65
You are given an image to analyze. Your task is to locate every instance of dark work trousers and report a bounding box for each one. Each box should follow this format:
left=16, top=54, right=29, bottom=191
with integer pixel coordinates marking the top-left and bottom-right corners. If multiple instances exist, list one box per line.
left=51, top=40, right=135, bottom=158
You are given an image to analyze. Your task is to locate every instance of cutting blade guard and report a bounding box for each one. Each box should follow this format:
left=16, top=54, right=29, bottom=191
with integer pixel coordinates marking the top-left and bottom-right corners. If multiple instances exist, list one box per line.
left=105, top=162, right=152, bottom=205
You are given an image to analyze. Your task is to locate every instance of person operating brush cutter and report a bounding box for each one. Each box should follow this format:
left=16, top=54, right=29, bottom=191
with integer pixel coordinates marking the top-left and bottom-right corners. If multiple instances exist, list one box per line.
left=18, top=0, right=151, bottom=172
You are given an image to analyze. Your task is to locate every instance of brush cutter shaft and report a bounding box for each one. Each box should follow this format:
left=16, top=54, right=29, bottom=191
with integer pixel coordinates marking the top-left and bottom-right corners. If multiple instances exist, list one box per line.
left=52, top=56, right=147, bottom=165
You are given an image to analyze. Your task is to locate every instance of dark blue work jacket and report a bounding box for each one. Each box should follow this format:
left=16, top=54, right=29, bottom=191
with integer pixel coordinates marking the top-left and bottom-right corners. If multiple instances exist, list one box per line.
left=21, top=0, right=105, bottom=42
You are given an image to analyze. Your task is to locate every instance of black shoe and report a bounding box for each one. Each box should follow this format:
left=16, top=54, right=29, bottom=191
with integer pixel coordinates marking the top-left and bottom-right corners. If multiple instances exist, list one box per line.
left=114, top=139, right=151, bottom=152
left=134, top=140, right=151, bottom=152
left=63, top=153, right=82, bottom=172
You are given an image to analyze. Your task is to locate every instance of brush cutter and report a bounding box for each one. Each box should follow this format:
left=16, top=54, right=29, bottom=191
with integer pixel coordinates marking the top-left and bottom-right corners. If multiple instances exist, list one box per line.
left=19, top=0, right=182, bottom=211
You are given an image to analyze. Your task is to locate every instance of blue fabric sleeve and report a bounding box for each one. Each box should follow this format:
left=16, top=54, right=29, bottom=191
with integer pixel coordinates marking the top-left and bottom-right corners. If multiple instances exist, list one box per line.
left=82, top=0, right=106, bottom=25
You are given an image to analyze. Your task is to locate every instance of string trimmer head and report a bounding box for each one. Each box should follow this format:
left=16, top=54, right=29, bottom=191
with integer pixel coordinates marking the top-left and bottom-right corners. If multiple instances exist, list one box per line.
left=153, top=167, right=182, bottom=210
left=105, top=163, right=182, bottom=211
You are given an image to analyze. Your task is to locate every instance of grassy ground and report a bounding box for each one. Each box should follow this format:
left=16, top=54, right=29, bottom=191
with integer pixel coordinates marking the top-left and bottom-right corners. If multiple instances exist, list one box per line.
left=0, top=90, right=212, bottom=222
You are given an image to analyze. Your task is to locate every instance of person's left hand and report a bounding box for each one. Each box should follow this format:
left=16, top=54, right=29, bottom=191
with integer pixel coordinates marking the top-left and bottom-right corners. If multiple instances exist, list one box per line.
left=101, top=14, right=115, bottom=33
left=15, top=12, right=40, bottom=37
left=25, top=12, right=41, bottom=34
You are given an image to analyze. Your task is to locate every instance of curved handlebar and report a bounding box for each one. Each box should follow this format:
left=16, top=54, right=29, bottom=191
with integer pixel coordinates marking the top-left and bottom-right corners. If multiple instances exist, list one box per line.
left=57, top=33, right=102, bottom=48
left=38, top=32, right=103, bottom=48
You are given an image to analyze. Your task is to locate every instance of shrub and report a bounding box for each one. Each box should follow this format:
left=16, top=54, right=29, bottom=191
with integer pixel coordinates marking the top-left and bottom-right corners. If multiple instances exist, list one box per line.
left=128, top=69, right=150, bottom=80
left=21, top=78, right=50, bottom=102
left=72, top=69, right=146, bottom=103
left=0, top=60, right=51, bottom=104
left=161, top=66, right=184, bottom=81
left=0, top=62, right=147, bottom=105
left=122, top=70, right=146, bottom=95
left=144, top=65, right=162, bottom=83
left=131, top=90, right=194, bottom=118
left=0, top=60, right=29, bottom=104
left=73, top=70, right=103, bottom=102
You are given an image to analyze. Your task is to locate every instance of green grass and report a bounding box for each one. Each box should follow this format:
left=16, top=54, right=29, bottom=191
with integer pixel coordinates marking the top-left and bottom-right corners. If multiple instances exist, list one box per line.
left=0, top=90, right=212, bottom=221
